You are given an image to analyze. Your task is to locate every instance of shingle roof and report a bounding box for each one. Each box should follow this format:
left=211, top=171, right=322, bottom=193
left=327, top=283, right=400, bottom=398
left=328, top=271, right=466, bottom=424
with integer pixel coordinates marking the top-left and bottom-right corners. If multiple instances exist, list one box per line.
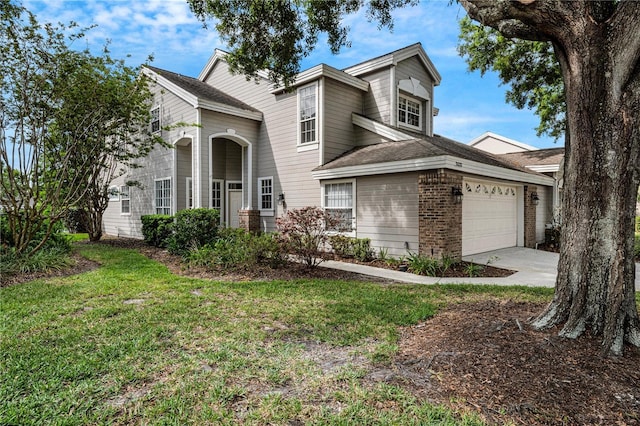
left=314, top=133, right=535, bottom=174
left=500, top=147, right=565, bottom=167
left=145, top=65, right=260, bottom=113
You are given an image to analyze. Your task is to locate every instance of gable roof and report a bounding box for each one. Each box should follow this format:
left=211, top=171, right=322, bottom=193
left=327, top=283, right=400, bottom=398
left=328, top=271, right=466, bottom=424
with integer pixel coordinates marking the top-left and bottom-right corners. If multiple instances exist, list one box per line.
left=500, top=147, right=565, bottom=173
left=469, top=131, right=538, bottom=153
left=342, top=43, right=442, bottom=86
left=144, top=65, right=263, bottom=121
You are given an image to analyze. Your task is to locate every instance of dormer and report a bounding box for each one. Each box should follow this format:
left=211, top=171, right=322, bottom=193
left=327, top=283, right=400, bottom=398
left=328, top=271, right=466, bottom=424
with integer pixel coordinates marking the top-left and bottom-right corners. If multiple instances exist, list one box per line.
left=343, top=43, right=441, bottom=137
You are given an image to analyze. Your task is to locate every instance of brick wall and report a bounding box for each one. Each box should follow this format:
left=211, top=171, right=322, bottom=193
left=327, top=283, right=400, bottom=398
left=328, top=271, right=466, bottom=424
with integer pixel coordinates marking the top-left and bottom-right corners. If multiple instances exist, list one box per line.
left=418, top=169, right=463, bottom=260
left=523, top=185, right=537, bottom=248
left=238, top=209, right=260, bottom=233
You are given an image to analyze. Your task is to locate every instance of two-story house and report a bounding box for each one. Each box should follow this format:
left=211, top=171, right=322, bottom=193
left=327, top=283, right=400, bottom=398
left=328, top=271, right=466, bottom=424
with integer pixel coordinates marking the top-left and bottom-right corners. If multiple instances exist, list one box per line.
left=103, top=43, right=554, bottom=259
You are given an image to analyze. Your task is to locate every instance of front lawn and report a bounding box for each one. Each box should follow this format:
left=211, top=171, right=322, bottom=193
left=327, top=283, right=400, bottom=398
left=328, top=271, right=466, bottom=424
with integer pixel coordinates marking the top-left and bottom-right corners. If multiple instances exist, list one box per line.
left=0, top=243, right=553, bottom=425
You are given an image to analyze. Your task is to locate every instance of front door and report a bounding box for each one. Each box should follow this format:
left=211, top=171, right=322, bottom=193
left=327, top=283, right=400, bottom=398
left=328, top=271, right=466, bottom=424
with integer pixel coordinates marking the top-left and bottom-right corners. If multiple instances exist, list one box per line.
left=227, top=182, right=243, bottom=228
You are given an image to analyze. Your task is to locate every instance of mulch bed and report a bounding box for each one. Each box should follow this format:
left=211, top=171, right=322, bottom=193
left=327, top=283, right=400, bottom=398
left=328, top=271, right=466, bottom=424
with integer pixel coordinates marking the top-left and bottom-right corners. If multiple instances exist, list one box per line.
left=392, top=300, right=640, bottom=425
left=4, top=238, right=640, bottom=425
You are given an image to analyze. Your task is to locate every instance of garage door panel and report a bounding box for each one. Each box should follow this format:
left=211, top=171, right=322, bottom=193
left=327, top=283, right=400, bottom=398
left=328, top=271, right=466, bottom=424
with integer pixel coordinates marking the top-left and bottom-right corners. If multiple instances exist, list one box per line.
left=462, top=180, right=518, bottom=256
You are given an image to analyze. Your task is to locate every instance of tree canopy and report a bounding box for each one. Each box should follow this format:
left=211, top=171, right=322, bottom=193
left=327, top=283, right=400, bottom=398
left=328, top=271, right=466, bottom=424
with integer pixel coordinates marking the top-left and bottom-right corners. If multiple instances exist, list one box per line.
left=0, top=1, right=162, bottom=252
left=457, top=16, right=565, bottom=140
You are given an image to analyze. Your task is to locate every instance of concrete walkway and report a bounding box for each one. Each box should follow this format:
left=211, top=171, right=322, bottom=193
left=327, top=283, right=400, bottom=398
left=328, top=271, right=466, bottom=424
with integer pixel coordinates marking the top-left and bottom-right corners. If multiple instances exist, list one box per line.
left=320, top=247, right=640, bottom=290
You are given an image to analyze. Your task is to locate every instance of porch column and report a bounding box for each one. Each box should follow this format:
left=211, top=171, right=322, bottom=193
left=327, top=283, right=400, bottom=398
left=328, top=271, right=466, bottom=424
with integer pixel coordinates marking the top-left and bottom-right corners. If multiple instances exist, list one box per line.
left=238, top=209, right=260, bottom=233
left=523, top=185, right=537, bottom=248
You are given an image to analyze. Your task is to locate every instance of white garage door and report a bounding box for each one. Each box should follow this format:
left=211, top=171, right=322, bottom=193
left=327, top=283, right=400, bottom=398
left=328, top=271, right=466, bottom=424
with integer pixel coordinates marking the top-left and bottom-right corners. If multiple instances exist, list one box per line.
left=462, top=179, right=518, bottom=256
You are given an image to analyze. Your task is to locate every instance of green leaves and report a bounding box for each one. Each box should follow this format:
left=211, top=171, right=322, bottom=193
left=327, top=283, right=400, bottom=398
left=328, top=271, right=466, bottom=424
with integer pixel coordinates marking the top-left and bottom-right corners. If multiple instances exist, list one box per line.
left=457, top=16, right=565, bottom=140
left=187, top=0, right=415, bottom=87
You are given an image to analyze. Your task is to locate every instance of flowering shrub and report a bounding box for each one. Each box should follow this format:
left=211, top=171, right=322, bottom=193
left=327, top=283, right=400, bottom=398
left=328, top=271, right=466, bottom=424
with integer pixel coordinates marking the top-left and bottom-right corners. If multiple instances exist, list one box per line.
left=276, top=206, right=339, bottom=268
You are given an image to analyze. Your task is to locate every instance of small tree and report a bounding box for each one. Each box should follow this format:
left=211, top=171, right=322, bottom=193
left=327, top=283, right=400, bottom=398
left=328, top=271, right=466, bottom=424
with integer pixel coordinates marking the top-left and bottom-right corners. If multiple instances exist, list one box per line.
left=276, top=206, right=339, bottom=268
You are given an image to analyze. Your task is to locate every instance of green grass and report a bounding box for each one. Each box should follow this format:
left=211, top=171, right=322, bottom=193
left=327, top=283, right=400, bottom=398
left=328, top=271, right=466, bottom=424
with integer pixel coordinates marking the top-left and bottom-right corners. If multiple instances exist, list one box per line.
left=0, top=243, right=557, bottom=425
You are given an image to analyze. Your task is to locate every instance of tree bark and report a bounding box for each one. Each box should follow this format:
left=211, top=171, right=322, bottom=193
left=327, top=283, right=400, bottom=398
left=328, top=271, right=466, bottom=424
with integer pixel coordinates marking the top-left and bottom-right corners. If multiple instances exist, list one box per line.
left=461, top=0, right=640, bottom=355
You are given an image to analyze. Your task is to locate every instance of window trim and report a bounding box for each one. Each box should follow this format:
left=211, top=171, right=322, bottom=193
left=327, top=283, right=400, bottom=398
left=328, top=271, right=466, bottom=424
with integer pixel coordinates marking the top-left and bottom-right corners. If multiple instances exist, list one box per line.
left=210, top=178, right=224, bottom=213
left=150, top=106, right=161, bottom=133
left=108, top=186, right=120, bottom=201
left=397, top=93, right=422, bottom=131
left=297, top=81, right=319, bottom=150
left=120, top=185, right=131, bottom=215
left=186, top=177, right=193, bottom=209
left=321, top=179, right=356, bottom=236
left=258, top=176, right=274, bottom=216
left=154, top=177, right=172, bottom=215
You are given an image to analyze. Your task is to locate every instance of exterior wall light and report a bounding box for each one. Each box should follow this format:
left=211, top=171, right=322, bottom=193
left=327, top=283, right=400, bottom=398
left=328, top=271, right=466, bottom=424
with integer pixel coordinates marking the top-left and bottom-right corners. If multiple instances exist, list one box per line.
left=451, top=186, right=463, bottom=204
left=277, top=193, right=285, bottom=204
left=531, top=192, right=540, bottom=206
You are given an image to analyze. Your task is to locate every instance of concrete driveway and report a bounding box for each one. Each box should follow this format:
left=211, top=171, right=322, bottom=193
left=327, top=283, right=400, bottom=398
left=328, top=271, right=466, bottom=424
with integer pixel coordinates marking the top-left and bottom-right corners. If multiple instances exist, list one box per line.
left=322, top=247, right=640, bottom=290
left=465, top=247, right=640, bottom=290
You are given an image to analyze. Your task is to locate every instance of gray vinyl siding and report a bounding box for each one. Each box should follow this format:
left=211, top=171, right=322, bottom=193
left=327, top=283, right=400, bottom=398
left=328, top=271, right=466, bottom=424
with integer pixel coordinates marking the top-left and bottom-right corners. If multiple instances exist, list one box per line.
left=323, top=79, right=362, bottom=163
left=356, top=172, right=419, bottom=257
left=358, top=67, right=392, bottom=125
left=103, top=85, right=197, bottom=239
left=176, top=144, right=192, bottom=211
left=354, top=126, right=395, bottom=147
left=396, top=57, right=435, bottom=136
left=536, top=185, right=553, bottom=243
left=205, top=61, right=323, bottom=232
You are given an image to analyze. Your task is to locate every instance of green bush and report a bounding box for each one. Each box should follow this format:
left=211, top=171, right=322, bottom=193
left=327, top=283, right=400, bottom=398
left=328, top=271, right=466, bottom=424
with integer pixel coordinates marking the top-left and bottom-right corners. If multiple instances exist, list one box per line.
left=141, top=214, right=174, bottom=248
left=636, top=216, right=639, bottom=233
left=188, top=228, right=286, bottom=270
left=62, top=208, right=88, bottom=233
left=406, top=252, right=439, bottom=276
left=328, top=235, right=374, bottom=262
left=167, top=208, right=220, bottom=256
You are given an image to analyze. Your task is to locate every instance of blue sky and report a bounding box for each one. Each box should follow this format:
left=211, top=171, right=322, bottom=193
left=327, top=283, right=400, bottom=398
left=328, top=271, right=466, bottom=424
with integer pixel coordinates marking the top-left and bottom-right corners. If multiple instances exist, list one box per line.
left=24, top=0, right=562, bottom=149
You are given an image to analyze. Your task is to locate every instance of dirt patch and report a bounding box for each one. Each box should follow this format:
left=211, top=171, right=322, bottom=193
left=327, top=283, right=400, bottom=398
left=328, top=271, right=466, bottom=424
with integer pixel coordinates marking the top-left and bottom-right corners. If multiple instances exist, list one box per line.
left=387, top=300, right=640, bottom=425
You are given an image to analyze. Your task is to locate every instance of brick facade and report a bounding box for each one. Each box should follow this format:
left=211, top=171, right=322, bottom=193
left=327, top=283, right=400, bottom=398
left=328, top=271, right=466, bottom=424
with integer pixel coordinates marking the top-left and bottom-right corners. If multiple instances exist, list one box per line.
left=238, top=209, right=260, bottom=233
left=418, top=169, right=463, bottom=260
left=523, top=185, right=537, bottom=248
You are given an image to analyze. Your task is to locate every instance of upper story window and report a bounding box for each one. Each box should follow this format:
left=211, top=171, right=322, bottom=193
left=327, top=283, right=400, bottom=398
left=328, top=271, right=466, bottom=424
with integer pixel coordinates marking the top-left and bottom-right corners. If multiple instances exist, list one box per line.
left=398, top=95, right=421, bottom=130
left=298, top=83, right=317, bottom=145
left=150, top=106, right=161, bottom=133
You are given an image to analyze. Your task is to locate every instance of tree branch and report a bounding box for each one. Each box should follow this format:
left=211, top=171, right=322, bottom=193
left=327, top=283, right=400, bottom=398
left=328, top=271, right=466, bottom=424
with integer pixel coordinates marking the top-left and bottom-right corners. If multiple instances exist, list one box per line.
left=609, top=1, right=640, bottom=100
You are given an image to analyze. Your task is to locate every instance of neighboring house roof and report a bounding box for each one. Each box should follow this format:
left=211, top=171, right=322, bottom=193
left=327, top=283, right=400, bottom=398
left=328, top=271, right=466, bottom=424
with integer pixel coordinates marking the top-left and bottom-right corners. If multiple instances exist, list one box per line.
left=144, top=65, right=263, bottom=121
left=501, top=148, right=565, bottom=173
left=469, top=131, right=538, bottom=153
left=312, top=116, right=553, bottom=186
left=342, top=42, right=442, bottom=86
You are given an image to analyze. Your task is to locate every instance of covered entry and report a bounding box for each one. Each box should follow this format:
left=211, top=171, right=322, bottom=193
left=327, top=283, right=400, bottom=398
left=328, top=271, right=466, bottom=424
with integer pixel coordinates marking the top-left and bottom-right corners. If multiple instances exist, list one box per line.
left=462, top=179, right=518, bottom=256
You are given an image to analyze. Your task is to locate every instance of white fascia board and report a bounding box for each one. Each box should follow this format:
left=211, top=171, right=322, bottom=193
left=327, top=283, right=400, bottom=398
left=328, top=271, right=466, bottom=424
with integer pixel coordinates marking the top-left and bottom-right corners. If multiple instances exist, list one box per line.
left=343, top=44, right=442, bottom=86
left=270, top=64, right=369, bottom=94
left=312, top=154, right=555, bottom=187
left=197, top=100, right=263, bottom=121
left=352, top=113, right=413, bottom=141
left=526, top=164, right=560, bottom=173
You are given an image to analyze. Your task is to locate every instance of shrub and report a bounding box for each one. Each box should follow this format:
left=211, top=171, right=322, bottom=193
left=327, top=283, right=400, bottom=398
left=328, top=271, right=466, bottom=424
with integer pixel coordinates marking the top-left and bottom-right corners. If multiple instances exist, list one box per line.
left=167, top=208, right=220, bottom=257
left=141, top=214, right=174, bottom=248
left=328, top=235, right=375, bottom=262
left=188, top=228, right=286, bottom=270
left=276, top=206, right=339, bottom=268
left=406, top=252, right=439, bottom=276
left=62, top=208, right=88, bottom=233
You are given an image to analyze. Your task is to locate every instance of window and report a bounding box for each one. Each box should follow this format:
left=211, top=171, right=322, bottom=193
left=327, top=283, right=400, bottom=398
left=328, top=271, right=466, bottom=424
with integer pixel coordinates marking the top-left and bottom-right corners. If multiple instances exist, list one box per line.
left=323, top=181, right=355, bottom=233
left=298, top=84, right=317, bottom=144
left=108, top=186, right=119, bottom=201
left=120, top=185, right=130, bottom=214
left=154, top=178, right=171, bottom=215
left=398, top=95, right=421, bottom=129
left=258, top=177, right=273, bottom=215
left=186, top=177, right=193, bottom=209
left=211, top=179, right=223, bottom=211
left=150, top=107, right=160, bottom=133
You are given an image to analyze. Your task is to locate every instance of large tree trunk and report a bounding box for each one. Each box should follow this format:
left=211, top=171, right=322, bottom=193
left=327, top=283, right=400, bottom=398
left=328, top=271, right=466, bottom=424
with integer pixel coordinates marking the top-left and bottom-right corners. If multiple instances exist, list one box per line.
left=531, top=32, right=640, bottom=355
left=462, top=0, right=640, bottom=355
